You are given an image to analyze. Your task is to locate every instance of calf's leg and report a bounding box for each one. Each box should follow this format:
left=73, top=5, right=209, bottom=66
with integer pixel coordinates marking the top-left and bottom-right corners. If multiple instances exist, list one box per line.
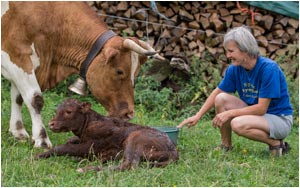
left=35, top=143, right=93, bottom=159
left=147, top=151, right=179, bottom=167
left=76, top=140, right=142, bottom=173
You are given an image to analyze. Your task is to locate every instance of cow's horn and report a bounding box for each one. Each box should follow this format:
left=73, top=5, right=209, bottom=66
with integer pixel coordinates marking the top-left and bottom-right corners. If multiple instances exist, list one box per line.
left=137, top=40, right=166, bottom=61
left=123, top=39, right=157, bottom=56
left=68, top=77, right=87, bottom=96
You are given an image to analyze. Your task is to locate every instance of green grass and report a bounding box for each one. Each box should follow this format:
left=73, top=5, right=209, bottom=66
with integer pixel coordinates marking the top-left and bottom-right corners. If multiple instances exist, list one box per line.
left=1, top=78, right=299, bottom=187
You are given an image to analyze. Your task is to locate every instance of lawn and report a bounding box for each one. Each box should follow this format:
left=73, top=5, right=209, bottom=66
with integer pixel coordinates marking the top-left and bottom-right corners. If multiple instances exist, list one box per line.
left=1, top=77, right=299, bottom=187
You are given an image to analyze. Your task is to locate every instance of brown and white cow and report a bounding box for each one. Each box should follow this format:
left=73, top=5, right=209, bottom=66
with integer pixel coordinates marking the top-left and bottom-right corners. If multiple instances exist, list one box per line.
left=1, top=2, right=164, bottom=148
left=35, top=98, right=179, bottom=172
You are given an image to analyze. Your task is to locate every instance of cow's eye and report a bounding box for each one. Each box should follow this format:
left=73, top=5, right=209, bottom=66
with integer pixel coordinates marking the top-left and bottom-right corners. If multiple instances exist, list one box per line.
left=116, top=70, right=124, bottom=75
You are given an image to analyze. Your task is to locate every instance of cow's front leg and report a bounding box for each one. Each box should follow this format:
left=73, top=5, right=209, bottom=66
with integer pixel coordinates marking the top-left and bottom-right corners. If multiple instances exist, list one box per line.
left=29, top=93, right=52, bottom=148
left=8, top=83, right=30, bottom=140
left=16, top=75, right=52, bottom=148
left=1, top=48, right=52, bottom=148
left=12, top=84, right=51, bottom=148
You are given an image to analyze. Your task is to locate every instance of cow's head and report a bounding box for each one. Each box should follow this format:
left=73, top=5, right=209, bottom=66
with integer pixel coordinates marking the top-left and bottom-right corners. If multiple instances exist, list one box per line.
left=85, top=37, right=164, bottom=121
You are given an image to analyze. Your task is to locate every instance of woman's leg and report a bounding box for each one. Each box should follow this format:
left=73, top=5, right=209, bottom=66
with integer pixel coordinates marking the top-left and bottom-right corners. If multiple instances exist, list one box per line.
left=214, top=93, right=247, bottom=147
left=230, top=115, right=280, bottom=146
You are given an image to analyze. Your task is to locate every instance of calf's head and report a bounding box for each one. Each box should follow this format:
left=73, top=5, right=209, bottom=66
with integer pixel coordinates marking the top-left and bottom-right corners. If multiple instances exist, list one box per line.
left=49, top=99, right=91, bottom=133
left=86, top=37, right=164, bottom=121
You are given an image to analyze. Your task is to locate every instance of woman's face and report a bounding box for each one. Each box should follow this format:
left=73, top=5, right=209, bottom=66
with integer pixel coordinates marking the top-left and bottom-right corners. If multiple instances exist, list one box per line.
left=225, top=41, right=248, bottom=66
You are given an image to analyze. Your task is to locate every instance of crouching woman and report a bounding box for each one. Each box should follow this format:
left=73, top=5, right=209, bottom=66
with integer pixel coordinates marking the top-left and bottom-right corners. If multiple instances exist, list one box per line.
left=177, top=26, right=293, bottom=156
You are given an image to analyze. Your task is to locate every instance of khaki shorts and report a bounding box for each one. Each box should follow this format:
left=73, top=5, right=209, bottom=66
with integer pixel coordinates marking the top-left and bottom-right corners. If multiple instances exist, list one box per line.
left=265, top=114, right=293, bottom=140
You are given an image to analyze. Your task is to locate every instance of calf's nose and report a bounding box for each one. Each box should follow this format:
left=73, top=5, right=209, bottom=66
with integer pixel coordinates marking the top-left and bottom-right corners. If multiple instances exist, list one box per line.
left=48, top=121, right=55, bottom=128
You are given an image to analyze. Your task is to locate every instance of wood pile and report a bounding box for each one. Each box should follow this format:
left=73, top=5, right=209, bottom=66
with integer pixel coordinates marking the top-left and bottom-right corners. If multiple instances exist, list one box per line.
left=89, top=1, right=298, bottom=78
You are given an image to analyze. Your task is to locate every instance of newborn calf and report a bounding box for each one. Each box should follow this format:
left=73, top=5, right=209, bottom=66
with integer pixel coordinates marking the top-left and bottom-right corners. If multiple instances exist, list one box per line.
left=35, top=99, right=178, bottom=172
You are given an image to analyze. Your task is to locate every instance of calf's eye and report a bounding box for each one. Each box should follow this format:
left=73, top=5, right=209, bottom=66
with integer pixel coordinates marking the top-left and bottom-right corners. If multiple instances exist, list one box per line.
left=65, top=110, right=72, bottom=115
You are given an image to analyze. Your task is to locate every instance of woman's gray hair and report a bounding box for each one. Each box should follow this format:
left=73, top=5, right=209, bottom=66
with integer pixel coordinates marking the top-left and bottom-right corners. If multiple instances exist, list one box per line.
left=223, top=26, right=260, bottom=58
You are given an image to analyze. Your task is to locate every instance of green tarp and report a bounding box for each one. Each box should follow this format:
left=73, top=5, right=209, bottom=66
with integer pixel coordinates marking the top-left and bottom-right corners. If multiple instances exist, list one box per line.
left=244, top=1, right=299, bottom=19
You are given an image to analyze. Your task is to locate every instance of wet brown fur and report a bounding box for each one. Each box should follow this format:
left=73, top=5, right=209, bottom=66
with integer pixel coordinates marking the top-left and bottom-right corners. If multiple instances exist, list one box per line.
left=35, top=98, right=179, bottom=171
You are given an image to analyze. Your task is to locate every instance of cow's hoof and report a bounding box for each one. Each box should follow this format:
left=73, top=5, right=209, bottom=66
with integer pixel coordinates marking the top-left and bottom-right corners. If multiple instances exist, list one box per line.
left=10, top=129, right=30, bottom=140
left=33, top=138, right=52, bottom=149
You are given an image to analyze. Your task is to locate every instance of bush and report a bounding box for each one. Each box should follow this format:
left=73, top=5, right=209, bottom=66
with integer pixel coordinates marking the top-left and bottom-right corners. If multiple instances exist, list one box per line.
left=275, top=46, right=299, bottom=126
left=135, top=51, right=299, bottom=126
left=134, top=57, right=222, bottom=121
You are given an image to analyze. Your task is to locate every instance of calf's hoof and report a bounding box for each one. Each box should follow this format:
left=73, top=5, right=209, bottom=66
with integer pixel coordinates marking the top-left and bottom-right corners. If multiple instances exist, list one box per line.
left=76, top=166, right=102, bottom=173
left=34, top=154, right=43, bottom=160
left=76, top=168, right=85, bottom=173
left=34, top=152, right=51, bottom=160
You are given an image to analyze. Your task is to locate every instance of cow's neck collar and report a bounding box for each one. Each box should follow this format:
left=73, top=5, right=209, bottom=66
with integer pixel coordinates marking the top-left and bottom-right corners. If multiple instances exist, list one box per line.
left=79, top=30, right=116, bottom=80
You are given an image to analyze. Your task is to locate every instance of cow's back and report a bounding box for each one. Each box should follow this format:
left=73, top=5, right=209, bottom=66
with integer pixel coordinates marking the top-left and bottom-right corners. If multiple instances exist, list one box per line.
left=3, top=2, right=105, bottom=40
left=3, top=2, right=107, bottom=48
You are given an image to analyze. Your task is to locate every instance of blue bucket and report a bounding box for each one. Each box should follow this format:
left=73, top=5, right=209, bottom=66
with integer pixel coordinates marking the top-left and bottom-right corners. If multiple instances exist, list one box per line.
left=152, top=126, right=179, bottom=145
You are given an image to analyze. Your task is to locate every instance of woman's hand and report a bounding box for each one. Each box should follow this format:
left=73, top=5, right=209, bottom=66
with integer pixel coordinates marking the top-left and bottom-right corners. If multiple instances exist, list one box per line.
left=177, top=115, right=200, bottom=129
left=212, top=110, right=233, bottom=128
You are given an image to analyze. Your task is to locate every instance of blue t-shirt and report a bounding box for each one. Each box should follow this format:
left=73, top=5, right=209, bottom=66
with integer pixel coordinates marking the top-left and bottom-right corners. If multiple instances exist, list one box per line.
left=218, top=56, right=293, bottom=116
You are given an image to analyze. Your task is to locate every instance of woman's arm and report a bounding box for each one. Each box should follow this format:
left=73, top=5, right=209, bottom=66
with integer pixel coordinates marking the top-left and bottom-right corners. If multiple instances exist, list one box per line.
left=177, top=87, right=223, bottom=128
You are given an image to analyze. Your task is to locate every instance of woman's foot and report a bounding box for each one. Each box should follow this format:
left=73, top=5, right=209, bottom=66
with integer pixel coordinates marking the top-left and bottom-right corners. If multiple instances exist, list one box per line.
left=214, top=144, right=233, bottom=152
left=269, top=140, right=290, bottom=157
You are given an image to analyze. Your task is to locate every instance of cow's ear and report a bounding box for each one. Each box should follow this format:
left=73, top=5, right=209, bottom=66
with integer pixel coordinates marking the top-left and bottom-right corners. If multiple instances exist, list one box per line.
left=104, top=47, right=119, bottom=65
left=80, top=102, right=91, bottom=113
left=139, top=55, right=147, bottom=65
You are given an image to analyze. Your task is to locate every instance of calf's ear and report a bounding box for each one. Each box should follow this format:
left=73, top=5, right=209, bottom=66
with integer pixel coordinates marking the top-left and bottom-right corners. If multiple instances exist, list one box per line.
left=80, top=102, right=91, bottom=113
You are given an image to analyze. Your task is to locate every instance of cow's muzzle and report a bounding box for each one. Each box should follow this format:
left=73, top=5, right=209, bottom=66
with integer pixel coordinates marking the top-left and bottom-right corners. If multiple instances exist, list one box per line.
left=108, top=102, right=134, bottom=121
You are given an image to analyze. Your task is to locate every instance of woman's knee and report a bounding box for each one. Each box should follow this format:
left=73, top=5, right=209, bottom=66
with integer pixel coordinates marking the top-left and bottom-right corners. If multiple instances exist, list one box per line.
left=215, top=93, right=230, bottom=106
left=214, top=93, right=232, bottom=112
left=231, top=117, right=245, bottom=135
left=215, top=93, right=247, bottom=111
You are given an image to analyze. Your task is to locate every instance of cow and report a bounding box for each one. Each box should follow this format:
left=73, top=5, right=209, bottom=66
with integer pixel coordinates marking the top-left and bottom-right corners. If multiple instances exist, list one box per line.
left=1, top=1, right=164, bottom=148
left=35, top=98, right=179, bottom=172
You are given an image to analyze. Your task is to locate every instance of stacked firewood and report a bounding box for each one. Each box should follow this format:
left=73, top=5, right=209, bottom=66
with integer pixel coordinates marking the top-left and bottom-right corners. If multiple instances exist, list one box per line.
left=90, top=1, right=298, bottom=60
left=89, top=1, right=298, bottom=79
